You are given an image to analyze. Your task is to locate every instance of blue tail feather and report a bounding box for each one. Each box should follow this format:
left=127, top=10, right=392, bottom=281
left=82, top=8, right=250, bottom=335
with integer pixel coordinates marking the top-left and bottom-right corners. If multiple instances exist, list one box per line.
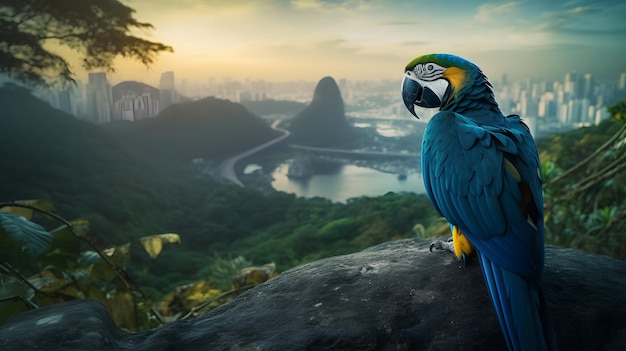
left=477, top=251, right=557, bottom=351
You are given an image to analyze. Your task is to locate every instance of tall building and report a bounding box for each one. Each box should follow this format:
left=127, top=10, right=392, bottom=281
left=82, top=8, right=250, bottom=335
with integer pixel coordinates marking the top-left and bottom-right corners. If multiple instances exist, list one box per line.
left=85, top=72, right=113, bottom=124
left=564, top=71, right=586, bottom=100
left=112, top=81, right=160, bottom=121
left=72, top=79, right=87, bottom=119
left=538, top=92, right=556, bottom=119
left=56, top=88, right=74, bottom=115
left=583, top=73, right=595, bottom=104
left=619, top=72, right=626, bottom=90
left=159, top=71, right=178, bottom=112
left=568, top=99, right=583, bottom=124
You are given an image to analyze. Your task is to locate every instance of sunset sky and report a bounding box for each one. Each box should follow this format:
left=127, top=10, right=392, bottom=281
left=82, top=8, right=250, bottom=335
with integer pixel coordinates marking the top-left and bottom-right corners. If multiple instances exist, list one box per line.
left=76, top=0, right=626, bottom=86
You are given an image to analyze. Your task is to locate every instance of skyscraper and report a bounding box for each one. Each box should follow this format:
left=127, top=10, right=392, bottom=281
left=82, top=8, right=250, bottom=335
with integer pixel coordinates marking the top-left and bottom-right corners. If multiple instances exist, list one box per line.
left=112, top=81, right=160, bottom=121
left=85, top=72, right=113, bottom=124
left=159, top=71, right=178, bottom=112
left=583, top=73, right=595, bottom=104
left=56, top=88, right=73, bottom=115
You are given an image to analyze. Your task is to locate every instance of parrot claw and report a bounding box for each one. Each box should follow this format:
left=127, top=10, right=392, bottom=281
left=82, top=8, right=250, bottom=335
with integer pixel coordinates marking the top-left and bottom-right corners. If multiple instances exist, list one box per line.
left=429, top=237, right=455, bottom=254
left=430, top=237, right=467, bottom=268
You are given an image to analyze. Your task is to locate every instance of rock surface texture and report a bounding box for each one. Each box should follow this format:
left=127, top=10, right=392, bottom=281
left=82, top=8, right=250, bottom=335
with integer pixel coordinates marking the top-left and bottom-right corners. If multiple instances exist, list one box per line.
left=1, top=238, right=625, bottom=350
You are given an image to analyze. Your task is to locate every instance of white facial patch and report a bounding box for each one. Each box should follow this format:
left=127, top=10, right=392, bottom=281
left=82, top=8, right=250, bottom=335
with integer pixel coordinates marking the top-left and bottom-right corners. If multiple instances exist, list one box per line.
left=425, top=78, right=450, bottom=101
left=413, top=63, right=446, bottom=82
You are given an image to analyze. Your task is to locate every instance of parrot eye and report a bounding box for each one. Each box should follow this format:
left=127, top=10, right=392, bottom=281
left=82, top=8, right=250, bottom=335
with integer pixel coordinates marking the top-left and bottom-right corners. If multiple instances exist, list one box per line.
left=414, top=62, right=445, bottom=81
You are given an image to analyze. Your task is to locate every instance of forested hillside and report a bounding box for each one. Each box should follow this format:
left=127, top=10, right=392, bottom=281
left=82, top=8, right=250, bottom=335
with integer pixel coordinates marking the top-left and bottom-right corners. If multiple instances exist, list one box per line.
left=0, top=86, right=441, bottom=297
left=240, top=99, right=306, bottom=118
left=106, top=96, right=281, bottom=163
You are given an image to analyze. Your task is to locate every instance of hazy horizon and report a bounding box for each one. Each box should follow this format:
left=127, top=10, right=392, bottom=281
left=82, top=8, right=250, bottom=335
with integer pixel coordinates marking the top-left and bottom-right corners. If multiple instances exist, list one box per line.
left=61, top=0, right=626, bottom=86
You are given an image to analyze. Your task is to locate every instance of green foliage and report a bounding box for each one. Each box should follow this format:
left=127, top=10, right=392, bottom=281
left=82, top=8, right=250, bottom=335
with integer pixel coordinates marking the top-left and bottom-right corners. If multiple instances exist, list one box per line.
left=0, top=203, right=170, bottom=330
left=0, top=212, right=51, bottom=258
left=193, top=254, right=252, bottom=291
left=230, top=192, right=441, bottom=269
left=318, top=218, right=358, bottom=240
left=140, top=233, right=181, bottom=259
left=240, top=99, right=307, bottom=118
left=609, top=101, right=626, bottom=123
left=0, top=0, right=172, bottom=87
left=0, top=200, right=284, bottom=329
left=540, top=103, right=626, bottom=259
left=112, top=97, right=282, bottom=163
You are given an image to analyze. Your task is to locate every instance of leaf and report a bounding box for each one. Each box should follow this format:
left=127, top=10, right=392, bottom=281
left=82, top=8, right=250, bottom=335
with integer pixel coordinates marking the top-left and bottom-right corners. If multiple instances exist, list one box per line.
left=41, top=225, right=83, bottom=269
left=78, top=251, right=101, bottom=267
left=0, top=199, right=55, bottom=220
left=0, top=213, right=52, bottom=257
left=108, top=291, right=137, bottom=331
left=28, top=266, right=68, bottom=292
left=90, top=256, right=117, bottom=284
left=159, top=280, right=220, bottom=317
left=232, top=263, right=277, bottom=289
left=69, top=218, right=90, bottom=237
left=139, top=233, right=181, bottom=259
left=103, top=243, right=131, bottom=268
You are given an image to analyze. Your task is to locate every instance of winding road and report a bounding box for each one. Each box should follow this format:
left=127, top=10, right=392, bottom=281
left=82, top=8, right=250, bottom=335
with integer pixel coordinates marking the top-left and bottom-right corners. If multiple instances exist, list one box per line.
left=217, top=119, right=420, bottom=187
left=217, top=120, right=289, bottom=186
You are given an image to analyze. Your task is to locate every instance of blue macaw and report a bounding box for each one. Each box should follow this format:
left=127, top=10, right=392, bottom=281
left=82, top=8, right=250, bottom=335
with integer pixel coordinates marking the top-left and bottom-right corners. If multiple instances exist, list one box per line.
left=401, top=53, right=558, bottom=351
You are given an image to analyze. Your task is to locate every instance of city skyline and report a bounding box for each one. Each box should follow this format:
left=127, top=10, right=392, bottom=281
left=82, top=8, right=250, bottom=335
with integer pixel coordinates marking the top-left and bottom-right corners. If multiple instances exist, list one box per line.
left=33, top=64, right=624, bottom=138
left=57, top=0, right=626, bottom=86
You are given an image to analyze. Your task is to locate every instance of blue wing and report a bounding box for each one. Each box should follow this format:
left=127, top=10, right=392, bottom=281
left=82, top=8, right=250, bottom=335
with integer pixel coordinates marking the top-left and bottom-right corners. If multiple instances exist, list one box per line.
left=422, top=111, right=543, bottom=279
left=422, top=111, right=557, bottom=350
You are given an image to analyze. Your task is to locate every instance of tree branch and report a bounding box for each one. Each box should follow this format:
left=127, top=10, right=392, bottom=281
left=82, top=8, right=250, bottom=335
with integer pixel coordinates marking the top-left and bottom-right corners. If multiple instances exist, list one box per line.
left=543, top=122, right=626, bottom=189
left=0, top=260, right=43, bottom=308
left=568, top=161, right=626, bottom=196
left=570, top=150, right=626, bottom=191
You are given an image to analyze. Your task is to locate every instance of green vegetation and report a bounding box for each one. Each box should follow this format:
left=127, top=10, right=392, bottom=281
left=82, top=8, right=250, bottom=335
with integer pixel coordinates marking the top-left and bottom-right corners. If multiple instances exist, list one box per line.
left=241, top=99, right=307, bottom=118
left=0, top=200, right=165, bottom=329
left=539, top=102, right=626, bottom=258
left=0, top=0, right=172, bottom=87
left=108, top=96, right=282, bottom=163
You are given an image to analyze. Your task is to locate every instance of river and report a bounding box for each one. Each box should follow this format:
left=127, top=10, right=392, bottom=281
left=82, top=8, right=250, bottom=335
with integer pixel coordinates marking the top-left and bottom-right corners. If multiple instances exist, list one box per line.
left=270, top=162, right=426, bottom=203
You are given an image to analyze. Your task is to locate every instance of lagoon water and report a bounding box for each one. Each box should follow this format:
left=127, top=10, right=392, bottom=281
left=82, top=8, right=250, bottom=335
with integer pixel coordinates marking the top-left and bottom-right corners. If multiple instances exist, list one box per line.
left=271, top=163, right=426, bottom=203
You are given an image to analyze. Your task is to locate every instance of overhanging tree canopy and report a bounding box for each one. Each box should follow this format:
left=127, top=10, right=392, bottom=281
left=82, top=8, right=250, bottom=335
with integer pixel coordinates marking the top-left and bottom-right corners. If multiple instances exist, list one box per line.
left=0, top=0, right=173, bottom=87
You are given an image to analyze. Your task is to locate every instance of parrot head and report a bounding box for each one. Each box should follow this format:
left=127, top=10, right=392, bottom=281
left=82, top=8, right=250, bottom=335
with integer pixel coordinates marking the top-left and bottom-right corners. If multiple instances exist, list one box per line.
left=402, top=53, right=479, bottom=118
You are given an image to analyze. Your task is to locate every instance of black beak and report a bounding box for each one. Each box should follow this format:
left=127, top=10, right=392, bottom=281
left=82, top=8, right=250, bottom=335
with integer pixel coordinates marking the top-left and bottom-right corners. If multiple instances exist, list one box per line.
left=402, top=73, right=421, bottom=118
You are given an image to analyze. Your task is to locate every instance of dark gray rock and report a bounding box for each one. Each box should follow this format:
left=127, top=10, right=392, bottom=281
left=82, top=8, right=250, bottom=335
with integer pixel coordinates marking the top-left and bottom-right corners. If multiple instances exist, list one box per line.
left=1, top=238, right=625, bottom=350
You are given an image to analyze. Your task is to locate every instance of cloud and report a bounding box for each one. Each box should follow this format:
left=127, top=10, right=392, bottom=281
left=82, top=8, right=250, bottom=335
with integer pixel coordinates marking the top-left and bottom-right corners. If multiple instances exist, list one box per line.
left=539, top=3, right=626, bottom=36
left=399, top=40, right=432, bottom=47
left=290, top=0, right=381, bottom=13
left=567, top=6, right=602, bottom=15
left=379, top=20, right=415, bottom=26
left=474, top=2, right=520, bottom=23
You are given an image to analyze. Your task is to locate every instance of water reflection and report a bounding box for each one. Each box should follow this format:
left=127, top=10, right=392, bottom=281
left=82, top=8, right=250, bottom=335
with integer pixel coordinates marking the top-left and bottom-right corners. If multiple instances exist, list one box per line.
left=271, top=162, right=425, bottom=203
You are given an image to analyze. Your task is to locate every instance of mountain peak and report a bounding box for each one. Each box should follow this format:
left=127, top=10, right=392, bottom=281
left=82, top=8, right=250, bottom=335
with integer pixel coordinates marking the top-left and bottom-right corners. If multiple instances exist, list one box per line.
left=287, top=76, right=357, bottom=147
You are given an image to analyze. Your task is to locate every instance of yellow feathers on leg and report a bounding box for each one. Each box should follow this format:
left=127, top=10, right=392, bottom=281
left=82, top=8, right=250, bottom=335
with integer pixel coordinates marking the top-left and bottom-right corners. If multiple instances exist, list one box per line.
left=451, top=225, right=474, bottom=260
